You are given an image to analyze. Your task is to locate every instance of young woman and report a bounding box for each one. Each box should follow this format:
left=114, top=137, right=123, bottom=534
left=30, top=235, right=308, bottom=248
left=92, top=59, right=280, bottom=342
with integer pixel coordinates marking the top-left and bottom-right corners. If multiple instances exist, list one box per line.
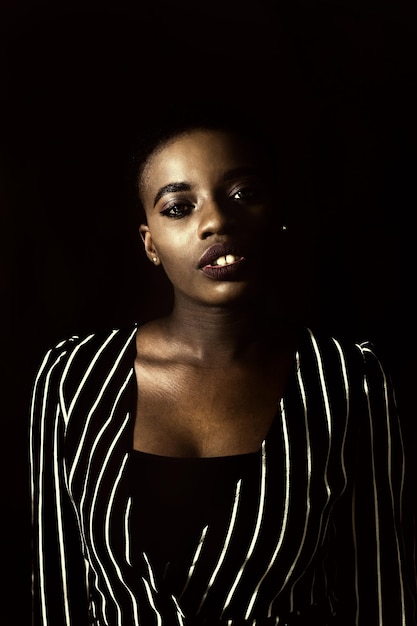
left=30, top=106, right=416, bottom=625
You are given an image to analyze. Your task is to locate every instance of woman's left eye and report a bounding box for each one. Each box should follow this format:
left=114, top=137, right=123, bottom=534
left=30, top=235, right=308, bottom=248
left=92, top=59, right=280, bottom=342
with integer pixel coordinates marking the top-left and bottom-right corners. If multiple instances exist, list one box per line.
left=231, top=187, right=260, bottom=202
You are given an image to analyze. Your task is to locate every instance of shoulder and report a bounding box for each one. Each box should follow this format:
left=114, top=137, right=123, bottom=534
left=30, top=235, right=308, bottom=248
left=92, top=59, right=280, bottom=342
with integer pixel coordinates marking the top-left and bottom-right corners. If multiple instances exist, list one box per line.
left=303, top=326, right=381, bottom=360
left=303, top=326, right=394, bottom=393
left=32, top=323, right=139, bottom=390
left=301, top=326, right=365, bottom=365
left=300, top=326, right=386, bottom=379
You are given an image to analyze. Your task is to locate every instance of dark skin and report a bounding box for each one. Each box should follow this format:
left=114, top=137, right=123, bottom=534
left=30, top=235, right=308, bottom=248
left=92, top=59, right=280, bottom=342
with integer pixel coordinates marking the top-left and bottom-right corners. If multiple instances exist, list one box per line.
left=134, top=129, right=297, bottom=458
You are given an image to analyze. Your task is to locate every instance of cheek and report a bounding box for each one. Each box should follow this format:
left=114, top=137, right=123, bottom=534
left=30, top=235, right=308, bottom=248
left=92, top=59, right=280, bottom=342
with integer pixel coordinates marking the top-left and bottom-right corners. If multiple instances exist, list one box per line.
left=157, top=251, right=196, bottom=293
left=150, top=220, right=193, bottom=255
left=153, top=234, right=192, bottom=276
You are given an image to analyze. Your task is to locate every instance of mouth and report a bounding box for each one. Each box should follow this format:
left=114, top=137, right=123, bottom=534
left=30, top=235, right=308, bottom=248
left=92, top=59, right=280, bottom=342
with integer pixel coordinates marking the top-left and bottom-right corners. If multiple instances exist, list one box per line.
left=206, top=254, right=243, bottom=267
left=198, top=243, right=246, bottom=268
left=198, top=244, right=247, bottom=281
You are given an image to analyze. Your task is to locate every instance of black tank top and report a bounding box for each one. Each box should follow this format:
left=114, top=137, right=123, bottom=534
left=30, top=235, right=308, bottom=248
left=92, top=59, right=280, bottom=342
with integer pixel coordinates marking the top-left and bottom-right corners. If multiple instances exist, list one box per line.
left=129, top=450, right=259, bottom=580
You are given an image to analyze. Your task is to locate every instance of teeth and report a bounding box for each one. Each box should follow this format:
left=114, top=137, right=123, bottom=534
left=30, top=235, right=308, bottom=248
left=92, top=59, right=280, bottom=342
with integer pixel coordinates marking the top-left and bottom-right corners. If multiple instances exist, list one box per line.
left=214, top=255, right=237, bottom=266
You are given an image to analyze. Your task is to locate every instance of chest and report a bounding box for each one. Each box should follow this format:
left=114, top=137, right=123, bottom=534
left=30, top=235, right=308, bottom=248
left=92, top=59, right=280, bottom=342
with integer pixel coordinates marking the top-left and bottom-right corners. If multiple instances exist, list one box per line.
left=133, top=359, right=290, bottom=457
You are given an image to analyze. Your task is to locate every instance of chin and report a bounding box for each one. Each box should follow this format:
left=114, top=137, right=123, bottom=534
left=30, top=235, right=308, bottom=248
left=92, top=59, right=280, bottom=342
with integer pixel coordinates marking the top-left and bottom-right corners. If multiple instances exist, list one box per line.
left=198, top=281, right=263, bottom=307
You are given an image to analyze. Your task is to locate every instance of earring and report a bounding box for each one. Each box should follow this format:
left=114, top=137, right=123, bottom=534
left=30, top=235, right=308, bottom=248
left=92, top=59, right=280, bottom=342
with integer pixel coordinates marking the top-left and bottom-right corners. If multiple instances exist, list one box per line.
left=152, top=256, right=158, bottom=264
left=281, top=224, right=288, bottom=232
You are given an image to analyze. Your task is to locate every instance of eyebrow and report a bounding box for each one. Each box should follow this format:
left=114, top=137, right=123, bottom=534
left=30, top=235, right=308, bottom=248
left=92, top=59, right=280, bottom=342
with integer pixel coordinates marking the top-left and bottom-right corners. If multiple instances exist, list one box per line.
left=152, top=167, right=264, bottom=207
left=153, top=182, right=191, bottom=207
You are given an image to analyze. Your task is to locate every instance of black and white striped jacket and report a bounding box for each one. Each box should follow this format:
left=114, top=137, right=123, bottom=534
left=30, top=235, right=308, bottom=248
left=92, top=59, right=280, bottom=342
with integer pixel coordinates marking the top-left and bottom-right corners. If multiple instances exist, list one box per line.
left=30, top=324, right=417, bottom=625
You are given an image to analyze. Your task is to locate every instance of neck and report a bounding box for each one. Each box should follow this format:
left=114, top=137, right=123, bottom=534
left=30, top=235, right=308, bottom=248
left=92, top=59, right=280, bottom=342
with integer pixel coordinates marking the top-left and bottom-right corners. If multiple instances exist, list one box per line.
left=162, top=293, right=287, bottom=365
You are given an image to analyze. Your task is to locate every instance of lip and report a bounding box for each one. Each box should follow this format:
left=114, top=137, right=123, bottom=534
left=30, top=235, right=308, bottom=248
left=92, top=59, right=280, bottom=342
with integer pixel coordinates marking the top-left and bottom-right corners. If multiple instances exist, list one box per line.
left=200, top=260, right=247, bottom=281
left=198, top=243, right=246, bottom=269
left=198, top=242, right=248, bottom=281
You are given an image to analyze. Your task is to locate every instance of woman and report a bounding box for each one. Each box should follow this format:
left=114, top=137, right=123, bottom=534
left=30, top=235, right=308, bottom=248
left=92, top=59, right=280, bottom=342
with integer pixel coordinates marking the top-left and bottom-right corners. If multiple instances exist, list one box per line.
left=30, top=105, right=416, bottom=625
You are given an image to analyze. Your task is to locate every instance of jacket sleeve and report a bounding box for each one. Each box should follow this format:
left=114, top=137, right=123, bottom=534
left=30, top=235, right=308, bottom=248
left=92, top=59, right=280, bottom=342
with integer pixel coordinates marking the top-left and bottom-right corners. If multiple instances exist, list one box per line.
left=30, top=338, right=91, bottom=626
left=336, top=341, right=417, bottom=625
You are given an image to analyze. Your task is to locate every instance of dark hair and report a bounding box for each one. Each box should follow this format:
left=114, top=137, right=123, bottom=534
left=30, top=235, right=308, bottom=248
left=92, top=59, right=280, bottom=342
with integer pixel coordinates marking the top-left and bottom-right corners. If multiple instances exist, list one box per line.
left=129, top=102, right=280, bottom=222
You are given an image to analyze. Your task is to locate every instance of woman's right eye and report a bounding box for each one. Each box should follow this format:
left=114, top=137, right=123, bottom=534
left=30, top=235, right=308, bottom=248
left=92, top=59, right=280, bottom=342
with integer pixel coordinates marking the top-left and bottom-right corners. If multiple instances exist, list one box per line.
left=160, top=204, right=194, bottom=219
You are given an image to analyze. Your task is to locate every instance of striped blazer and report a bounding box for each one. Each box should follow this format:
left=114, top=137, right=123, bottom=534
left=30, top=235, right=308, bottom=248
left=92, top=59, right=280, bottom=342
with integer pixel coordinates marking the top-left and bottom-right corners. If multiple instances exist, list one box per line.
left=30, top=324, right=417, bottom=625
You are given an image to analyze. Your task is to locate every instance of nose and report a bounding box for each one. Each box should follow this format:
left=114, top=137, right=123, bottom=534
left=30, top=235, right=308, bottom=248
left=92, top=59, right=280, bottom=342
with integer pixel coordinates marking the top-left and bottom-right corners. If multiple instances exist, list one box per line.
left=197, top=198, right=234, bottom=240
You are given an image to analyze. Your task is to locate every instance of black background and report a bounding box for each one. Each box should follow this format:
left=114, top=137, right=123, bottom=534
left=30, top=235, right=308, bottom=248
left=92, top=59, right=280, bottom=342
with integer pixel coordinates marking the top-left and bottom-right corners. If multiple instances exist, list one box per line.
left=1, top=0, right=416, bottom=622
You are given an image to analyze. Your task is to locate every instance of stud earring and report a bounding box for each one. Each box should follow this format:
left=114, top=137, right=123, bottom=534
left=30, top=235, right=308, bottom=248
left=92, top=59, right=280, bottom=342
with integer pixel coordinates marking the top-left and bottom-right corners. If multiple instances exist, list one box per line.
left=281, top=224, right=288, bottom=232
left=152, top=256, right=158, bottom=264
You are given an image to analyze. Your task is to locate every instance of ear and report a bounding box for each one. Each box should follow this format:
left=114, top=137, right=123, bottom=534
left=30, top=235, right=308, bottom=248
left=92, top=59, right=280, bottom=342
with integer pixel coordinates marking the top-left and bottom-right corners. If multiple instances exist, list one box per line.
left=139, top=224, right=160, bottom=265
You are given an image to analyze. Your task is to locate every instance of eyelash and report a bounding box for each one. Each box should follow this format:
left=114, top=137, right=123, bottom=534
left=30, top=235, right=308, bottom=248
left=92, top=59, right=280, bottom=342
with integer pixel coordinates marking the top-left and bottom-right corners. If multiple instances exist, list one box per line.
left=160, top=203, right=194, bottom=219
left=230, top=186, right=259, bottom=201
left=160, top=185, right=263, bottom=219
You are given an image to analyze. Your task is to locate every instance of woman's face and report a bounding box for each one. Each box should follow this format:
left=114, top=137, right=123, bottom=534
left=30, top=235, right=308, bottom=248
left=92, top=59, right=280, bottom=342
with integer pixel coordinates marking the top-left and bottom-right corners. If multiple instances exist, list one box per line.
left=139, top=128, right=280, bottom=307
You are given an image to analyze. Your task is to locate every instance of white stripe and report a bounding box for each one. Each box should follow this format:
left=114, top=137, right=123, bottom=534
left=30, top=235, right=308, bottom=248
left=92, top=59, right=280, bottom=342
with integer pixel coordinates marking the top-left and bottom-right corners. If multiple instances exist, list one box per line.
left=142, top=577, right=162, bottom=626
left=30, top=348, right=54, bottom=528
left=55, top=335, right=79, bottom=349
left=270, top=352, right=312, bottom=614
left=33, top=351, right=68, bottom=626
left=197, top=480, right=242, bottom=614
left=310, top=570, right=316, bottom=605
left=88, top=411, right=131, bottom=626
left=171, top=595, right=185, bottom=625
left=62, top=448, right=94, bottom=607
left=332, top=338, right=350, bottom=490
left=245, top=398, right=290, bottom=619
left=308, top=329, right=332, bottom=498
left=30, top=347, right=56, bottom=623
left=61, top=374, right=133, bottom=619
left=124, top=498, right=132, bottom=566
left=58, top=332, right=99, bottom=425
left=358, top=344, right=407, bottom=626
left=53, top=404, right=72, bottom=625
left=179, top=525, right=209, bottom=598
left=296, top=337, right=349, bottom=610
left=143, top=552, right=158, bottom=592
left=221, top=441, right=267, bottom=617
left=77, top=369, right=133, bottom=527
left=302, top=332, right=335, bottom=597
left=67, top=328, right=136, bottom=492
left=362, top=372, right=383, bottom=626
left=301, top=339, right=350, bottom=612
left=83, top=558, right=92, bottom=620
left=89, top=597, right=98, bottom=624
left=59, top=330, right=114, bottom=423
left=268, top=338, right=349, bottom=616
left=104, top=458, right=141, bottom=626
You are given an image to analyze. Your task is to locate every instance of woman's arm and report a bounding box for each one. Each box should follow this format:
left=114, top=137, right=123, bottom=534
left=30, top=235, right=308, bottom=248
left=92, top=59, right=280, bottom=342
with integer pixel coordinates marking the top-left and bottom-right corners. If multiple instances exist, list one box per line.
left=30, top=338, right=91, bottom=626
left=347, top=341, right=417, bottom=625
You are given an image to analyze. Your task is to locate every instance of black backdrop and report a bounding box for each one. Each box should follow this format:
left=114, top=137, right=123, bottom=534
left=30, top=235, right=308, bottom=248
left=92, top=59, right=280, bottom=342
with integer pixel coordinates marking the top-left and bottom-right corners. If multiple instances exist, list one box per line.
left=1, top=0, right=416, bottom=621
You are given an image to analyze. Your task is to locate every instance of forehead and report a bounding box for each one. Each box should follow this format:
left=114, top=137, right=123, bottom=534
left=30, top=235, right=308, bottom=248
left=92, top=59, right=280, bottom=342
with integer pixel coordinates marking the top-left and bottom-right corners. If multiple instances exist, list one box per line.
left=140, top=128, right=268, bottom=192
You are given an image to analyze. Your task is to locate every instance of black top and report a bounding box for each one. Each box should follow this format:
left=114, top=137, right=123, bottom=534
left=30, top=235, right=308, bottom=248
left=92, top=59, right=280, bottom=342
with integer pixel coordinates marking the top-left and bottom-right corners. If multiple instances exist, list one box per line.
left=129, top=450, right=259, bottom=580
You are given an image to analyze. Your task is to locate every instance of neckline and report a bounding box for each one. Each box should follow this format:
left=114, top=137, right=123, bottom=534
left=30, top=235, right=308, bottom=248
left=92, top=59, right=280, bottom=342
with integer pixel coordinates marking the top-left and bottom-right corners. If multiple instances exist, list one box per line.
left=131, top=448, right=260, bottom=463
left=130, top=322, right=304, bottom=461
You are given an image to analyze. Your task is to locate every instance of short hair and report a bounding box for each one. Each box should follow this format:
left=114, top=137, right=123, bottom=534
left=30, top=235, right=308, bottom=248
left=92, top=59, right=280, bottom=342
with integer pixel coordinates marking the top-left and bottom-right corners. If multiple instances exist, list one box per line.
left=129, top=101, right=280, bottom=222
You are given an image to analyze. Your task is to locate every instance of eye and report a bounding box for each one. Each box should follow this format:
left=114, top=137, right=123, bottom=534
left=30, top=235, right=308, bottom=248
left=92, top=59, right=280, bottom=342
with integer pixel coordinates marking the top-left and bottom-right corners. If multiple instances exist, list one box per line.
left=230, top=185, right=263, bottom=203
left=232, top=188, right=254, bottom=200
left=160, top=203, right=194, bottom=219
